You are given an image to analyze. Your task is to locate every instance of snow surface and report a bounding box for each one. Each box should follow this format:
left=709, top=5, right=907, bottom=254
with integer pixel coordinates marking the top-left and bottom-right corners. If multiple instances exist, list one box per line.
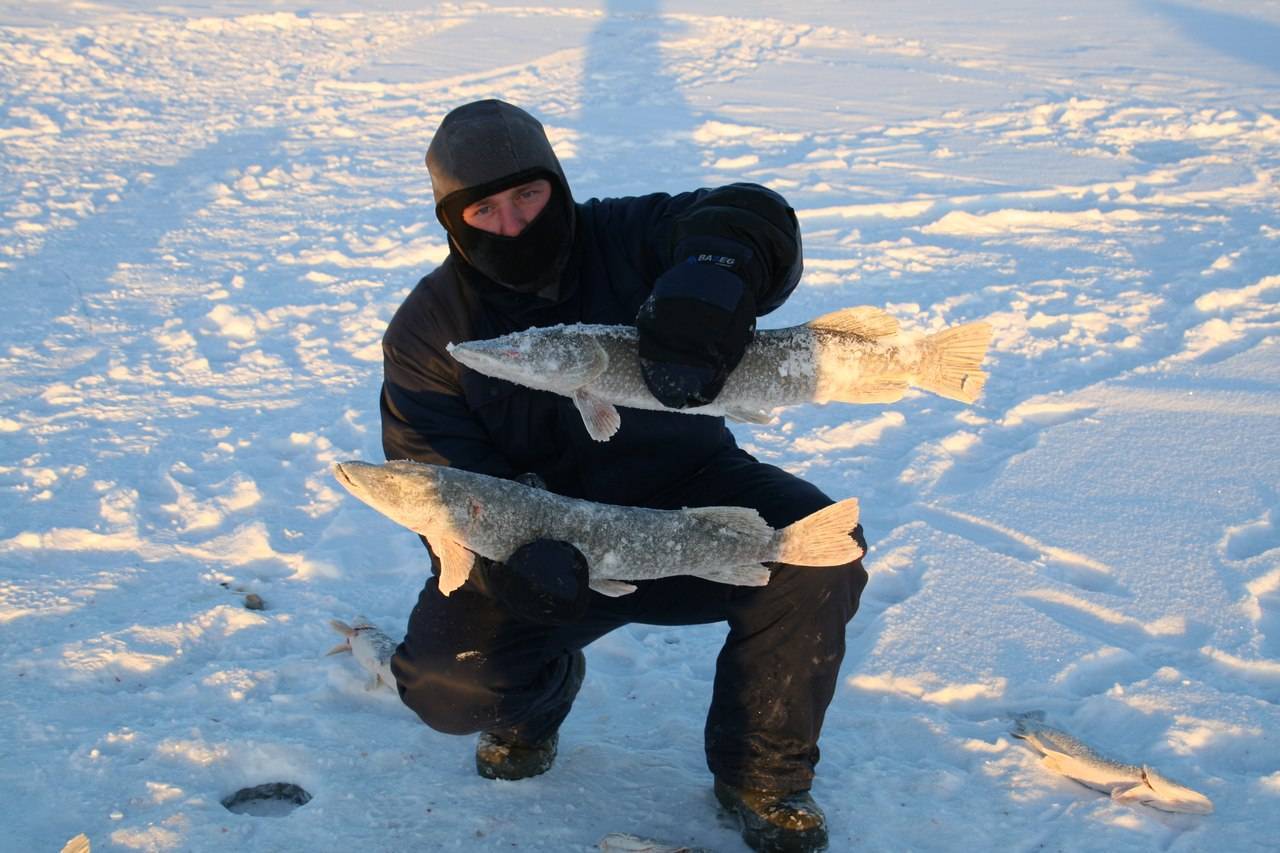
left=2, top=1, right=1278, bottom=850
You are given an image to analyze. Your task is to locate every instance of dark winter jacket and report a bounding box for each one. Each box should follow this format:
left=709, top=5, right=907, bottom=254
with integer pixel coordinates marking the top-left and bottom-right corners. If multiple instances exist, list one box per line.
left=380, top=182, right=802, bottom=508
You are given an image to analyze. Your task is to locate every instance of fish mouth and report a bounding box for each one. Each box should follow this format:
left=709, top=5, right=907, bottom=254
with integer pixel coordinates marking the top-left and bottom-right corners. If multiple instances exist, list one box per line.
left=448, top=341, right=527, bottom=381
left=332, top=461, right=367, bottom=494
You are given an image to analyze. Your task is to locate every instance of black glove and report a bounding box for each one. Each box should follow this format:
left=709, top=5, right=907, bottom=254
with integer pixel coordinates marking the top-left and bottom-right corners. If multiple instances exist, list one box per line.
left=513, top=471, right=548, bottom=491
left=487, top=538, right=591, bottom=624
left=637, top=240, right=757, bottom=409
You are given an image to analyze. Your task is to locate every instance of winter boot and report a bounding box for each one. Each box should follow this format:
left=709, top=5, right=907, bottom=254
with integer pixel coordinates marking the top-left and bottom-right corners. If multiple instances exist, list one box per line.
left=714, top=778, right=828, bottom=853
left=475, top=650, right=585, bottom=781
left=475, top=729, right=560, bottom=780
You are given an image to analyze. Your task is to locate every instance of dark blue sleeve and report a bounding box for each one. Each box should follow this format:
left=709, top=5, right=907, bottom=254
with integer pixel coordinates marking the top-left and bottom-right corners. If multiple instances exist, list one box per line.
left=379, top=284, right=517, bottom=480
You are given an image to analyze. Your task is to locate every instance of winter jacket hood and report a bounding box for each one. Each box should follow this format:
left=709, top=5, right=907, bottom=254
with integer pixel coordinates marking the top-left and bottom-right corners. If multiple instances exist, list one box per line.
left=426, top=99, right=577, bottom=295
left=426, top=99, right=575, bottom=221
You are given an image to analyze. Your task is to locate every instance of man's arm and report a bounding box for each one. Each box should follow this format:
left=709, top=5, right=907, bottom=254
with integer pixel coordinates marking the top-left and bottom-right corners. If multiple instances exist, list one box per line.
left=632, top=182, right=802, bottom=408
left=379, top=295, right=588, bottom=622
left=379, top=283, right=517, bottom=477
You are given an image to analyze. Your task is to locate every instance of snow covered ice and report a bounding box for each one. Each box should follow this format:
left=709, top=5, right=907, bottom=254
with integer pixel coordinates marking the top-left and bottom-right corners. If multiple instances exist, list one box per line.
left=2, top=1, right=1278, bottom=850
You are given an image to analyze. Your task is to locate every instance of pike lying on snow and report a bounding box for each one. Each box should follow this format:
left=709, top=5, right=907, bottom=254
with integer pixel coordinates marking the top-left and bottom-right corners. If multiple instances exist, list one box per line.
left=1011, top=713, right=1214, bottom=815
left=332, top=460, right=861, bottom=596
left=448, top=306, right=993, bottom=441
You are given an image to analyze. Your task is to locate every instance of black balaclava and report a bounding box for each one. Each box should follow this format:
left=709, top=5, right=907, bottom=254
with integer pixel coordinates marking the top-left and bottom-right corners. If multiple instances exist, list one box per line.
left=426, top=100, right=576, bottom=296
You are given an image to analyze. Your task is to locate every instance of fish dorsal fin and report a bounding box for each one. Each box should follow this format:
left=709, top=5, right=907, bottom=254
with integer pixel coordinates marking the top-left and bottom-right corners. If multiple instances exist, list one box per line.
left=435, top=538, right=476, bottom=596
left=806, top=306, right=900, bottom=338
left=686, top=506, right=773, bottom=544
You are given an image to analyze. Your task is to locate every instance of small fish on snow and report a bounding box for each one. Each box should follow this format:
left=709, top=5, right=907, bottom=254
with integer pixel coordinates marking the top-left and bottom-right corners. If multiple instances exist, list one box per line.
left=1010, top=713, right=1213, bottom=815
left=327, top=617, right=398, bottom=691
left=448, top=306, right=993, bottom=441
left=332, top=460, right=861, bottom=597
left=598, top=833, right=713, bottom=852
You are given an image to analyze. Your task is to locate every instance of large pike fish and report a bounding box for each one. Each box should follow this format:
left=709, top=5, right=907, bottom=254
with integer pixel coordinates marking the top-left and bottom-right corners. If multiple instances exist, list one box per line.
left=1011, top=713, right=1214, bottom=814
left=332, top=460, right=861, bottom=597
left=448, top=306, right=992, bottom=441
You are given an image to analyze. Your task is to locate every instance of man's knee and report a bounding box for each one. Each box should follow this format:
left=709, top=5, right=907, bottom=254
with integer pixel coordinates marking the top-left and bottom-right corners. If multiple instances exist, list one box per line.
left=765, top=524, right=869, bottom=619
left=391, top=642, right=493, bottom=735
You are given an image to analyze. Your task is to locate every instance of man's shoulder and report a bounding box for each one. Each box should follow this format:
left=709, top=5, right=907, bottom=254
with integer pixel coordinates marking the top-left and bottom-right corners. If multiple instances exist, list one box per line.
left=578, top=191, right=671, bottom=218
left=385, top=259, right=473, bottom=352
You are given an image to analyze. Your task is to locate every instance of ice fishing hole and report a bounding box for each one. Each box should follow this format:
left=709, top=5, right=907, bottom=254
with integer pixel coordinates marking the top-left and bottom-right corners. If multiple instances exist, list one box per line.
left=221, top=782, right=312, bottom=817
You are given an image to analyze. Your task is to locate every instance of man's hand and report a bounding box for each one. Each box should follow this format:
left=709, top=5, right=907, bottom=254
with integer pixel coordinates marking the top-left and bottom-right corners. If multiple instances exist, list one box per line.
left=637, top=252, right=756, bottom=409
left=489, top=538, right=591, bottom=624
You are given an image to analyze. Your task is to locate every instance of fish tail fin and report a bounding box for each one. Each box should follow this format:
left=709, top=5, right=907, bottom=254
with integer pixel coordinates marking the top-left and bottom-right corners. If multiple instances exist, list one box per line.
left=914, top=322, right=992, bottom=403
left=774, top=498, right=862, bottom=566
left=327, top=619, right=354, bottom=655
left=60, top=834, right=91, bottom=853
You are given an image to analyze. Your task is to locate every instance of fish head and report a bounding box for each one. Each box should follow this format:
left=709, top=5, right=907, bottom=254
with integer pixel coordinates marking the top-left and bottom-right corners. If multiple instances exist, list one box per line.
left=332, top=459, right=449, bottom=536
left=1135, top=766, right=1215, bottom=814
left=448, top=328, right=608, bottom=392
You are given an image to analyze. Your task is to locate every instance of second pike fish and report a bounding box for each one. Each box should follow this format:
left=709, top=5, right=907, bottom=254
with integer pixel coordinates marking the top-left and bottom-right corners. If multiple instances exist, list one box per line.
left=1011, top=713, right=1214, bottom=815
left=449, top=306, right=993, bottom=441
left=333, top=460, right=861, bottom=597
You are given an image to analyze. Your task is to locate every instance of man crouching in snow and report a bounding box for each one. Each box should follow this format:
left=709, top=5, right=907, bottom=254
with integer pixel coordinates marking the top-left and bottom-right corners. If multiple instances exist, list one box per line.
left=380, top=99, right=868, bottom=853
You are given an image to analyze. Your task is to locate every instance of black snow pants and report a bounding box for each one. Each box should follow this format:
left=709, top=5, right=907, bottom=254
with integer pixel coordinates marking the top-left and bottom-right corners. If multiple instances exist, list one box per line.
left=390, top=446, right=868, bottom=793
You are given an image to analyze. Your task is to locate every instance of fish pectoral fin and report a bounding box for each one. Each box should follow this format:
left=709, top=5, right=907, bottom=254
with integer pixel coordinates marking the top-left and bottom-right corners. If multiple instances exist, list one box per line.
left=725, top=406, right=773, bottom=425
left=435, top=538, right=476, bottom=597
left=329, top=618, right=354, bottom=636
left=1109, top=782, right=1152, bottom=803
left=573, top=389, right=621, bottom=441
left=325, top=643, right=351, bottom=656
left=692, top=563, right=773, bottom=587
left=805, top=306, right=900, bottom=338
left=589, top=578, right=638, bottom=597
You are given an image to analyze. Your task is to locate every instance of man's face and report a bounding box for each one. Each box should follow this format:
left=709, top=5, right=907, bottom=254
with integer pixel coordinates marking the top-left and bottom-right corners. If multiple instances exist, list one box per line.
left=461, top=179, right=553, bottom=237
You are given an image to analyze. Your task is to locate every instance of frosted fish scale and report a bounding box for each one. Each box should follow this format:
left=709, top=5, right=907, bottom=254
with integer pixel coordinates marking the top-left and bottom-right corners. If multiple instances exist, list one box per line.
left=553, top=324, right=827, bottom=415
left=807, top=327, right=914, bottom=404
